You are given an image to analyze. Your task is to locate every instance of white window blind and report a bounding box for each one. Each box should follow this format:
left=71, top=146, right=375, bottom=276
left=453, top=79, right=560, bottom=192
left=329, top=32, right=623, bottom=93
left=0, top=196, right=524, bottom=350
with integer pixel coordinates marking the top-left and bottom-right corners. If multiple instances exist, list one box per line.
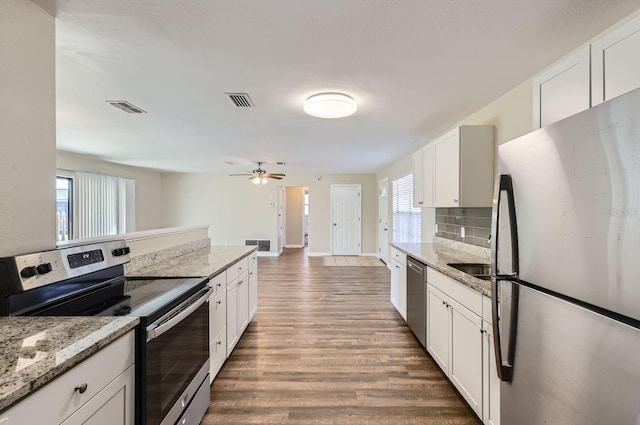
left=76, top=172, right=135, bottom=239
left=392, top=174, right=421, bottom=243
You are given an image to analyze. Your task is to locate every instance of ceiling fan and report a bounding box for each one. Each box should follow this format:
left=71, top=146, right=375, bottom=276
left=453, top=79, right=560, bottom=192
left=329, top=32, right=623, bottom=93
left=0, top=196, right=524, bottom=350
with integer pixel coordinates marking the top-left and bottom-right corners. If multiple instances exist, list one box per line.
left=229, top=162, right=286, bottom=184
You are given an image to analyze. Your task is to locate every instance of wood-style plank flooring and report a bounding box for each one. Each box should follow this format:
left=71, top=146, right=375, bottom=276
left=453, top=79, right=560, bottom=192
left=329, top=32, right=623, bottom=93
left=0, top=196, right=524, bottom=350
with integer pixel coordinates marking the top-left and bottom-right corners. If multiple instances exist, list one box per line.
left=203, top=248, right=480, bottom=425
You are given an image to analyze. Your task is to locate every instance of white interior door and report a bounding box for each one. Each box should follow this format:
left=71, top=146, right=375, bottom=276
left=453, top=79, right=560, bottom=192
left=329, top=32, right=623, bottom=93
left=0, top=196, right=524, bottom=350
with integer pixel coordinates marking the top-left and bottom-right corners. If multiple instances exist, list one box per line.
left=331, top=184, right=361, bottom=255
left=378, top=178, right=389, bottom=263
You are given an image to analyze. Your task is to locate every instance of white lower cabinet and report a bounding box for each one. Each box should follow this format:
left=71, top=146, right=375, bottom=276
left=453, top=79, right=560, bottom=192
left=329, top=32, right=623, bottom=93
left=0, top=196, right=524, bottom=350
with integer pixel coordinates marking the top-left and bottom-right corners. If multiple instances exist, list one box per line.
left=1, top=331, right=135, bottom=425
left=226, top=278, right=239, bottom=356
left=426, top=267, right=485, bottom=419
left=210, top=287, right=227, bottom=383
left=210, top=326, right=227, bottom=382
left=389, top=247, right=407, bottom=320
left=482, top=320, right=500, bottom=425
left=237, top=271, right=249, bottom=333
left=249, top=263, right=258, bottom=320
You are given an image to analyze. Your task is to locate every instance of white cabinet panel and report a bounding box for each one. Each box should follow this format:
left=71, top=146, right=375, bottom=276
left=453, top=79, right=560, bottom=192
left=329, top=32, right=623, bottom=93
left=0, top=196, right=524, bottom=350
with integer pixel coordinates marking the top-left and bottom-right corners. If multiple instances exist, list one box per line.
left=390, top=258, right=406, bottom=320
left=210, top=289, right=226, bottom=342
left=592, top=16, right=640, bottom=106
left=532, top=45, right=590, bottom=129
left=210, top=325, right=227, bottom=383
left=226, top=279, right=238, bottom=356
left=434, top=130, right=460, bottom=208
left=426, top=284, right=450, bottom=374
left=412, top=150, right=424, bottom=207
left=449, top=299, right=483, bottom=416
left=482, top=321, right=500, bottom=425
left=237, top=271, right=249, bottom=333
left=249, top=263, right=258, bottom=320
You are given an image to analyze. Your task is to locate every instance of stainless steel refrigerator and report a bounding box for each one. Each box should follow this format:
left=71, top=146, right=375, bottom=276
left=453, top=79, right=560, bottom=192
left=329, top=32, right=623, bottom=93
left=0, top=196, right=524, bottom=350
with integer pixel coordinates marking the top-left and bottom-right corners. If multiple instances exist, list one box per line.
left=491, top=87, right=640, bottom=425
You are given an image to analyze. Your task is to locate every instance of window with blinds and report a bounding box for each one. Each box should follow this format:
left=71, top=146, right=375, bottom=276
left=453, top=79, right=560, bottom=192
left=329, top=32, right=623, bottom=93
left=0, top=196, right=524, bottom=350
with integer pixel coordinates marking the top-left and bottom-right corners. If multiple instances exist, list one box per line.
left=392, top=174, right=421, bottom=243
left=75, top=172, right=135, bottom=239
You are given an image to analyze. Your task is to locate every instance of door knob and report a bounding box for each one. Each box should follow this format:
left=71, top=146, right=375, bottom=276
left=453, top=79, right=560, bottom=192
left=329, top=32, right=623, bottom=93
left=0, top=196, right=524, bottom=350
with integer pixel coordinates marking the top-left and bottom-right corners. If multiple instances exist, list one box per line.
left=333, top=223, right=337, bottom=226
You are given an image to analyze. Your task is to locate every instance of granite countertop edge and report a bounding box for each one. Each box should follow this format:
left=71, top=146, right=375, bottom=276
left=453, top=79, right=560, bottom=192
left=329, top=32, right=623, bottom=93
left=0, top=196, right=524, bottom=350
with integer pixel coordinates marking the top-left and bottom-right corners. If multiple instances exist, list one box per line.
left=391, top=242, right=491, bottom=297
left=0, top=316, right=139, bottom=413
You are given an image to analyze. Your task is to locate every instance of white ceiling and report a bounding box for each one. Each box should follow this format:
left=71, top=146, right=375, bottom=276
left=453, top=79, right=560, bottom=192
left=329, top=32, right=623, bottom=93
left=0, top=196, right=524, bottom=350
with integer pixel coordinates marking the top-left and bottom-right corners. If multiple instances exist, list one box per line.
left=36, top=0, right=640, bottom=174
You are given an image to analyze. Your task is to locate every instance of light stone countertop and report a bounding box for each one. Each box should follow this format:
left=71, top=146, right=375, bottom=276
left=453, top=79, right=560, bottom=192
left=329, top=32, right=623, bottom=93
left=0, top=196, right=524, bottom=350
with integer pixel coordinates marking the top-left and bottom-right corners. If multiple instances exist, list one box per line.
left=391, top=242, right=491, bottom=297
left=0, top=316, right=139, bottom=412
left=125, top=245, right=258, bottom=279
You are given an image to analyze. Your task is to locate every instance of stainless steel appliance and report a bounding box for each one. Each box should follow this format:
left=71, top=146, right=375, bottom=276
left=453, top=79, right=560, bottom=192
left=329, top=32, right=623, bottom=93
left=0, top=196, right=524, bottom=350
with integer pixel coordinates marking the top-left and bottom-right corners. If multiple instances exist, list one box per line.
left=0, top=241, right=212, bottom=425
left=491, top=87, right=640, bottom=424
left=406, top=257, right=427, bottom=347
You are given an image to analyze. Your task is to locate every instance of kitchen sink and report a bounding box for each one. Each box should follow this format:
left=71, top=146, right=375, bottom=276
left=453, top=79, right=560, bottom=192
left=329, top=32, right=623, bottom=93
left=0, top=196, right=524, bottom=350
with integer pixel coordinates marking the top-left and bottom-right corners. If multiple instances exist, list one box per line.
left=447, top=263, right=491, bottom=280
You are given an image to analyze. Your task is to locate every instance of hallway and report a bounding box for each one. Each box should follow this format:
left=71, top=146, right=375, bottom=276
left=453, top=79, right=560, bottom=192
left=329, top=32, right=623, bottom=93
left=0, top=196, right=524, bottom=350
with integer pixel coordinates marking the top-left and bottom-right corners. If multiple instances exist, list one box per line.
left=204, top=248, right=480, bottom=424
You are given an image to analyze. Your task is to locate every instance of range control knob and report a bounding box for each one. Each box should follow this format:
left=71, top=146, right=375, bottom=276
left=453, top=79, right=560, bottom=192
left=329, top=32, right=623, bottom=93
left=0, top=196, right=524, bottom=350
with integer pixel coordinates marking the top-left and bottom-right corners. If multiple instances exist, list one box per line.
left=20, top=266, right=38, bottom=278
left=112, top=247, right=131, bottom=257
left=36, top=263, right=53, bottom=275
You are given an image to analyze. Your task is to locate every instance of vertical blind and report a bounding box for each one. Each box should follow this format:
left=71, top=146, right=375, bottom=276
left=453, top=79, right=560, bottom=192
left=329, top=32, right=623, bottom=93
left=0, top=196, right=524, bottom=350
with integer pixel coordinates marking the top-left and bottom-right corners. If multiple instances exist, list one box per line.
left=392, top=174, right=421, bottom=243
left=76, top=172, right=134, bottom=239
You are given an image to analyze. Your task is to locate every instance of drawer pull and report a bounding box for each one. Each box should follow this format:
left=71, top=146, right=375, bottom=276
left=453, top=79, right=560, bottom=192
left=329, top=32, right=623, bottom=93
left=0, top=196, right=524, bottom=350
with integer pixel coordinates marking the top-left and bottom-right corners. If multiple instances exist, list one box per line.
left=74, top=383, right=88, bottom=394
left=216, top=341, right=222, bottom=345
left=216, top=283, right=222, bottom=288
left=216, top=301, right=222, bottom=305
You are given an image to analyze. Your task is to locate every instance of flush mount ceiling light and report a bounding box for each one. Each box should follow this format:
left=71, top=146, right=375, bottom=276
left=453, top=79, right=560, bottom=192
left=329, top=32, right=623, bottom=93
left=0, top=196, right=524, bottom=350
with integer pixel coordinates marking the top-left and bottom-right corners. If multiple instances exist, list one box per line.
left=303, top=92, right=357, bottom=119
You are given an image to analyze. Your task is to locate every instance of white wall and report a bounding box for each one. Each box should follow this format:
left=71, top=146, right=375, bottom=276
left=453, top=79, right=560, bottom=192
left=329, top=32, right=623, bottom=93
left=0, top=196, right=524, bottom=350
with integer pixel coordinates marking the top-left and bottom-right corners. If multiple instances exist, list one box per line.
left=161, top=172, right=377, bottom=255
left=0, top=0, right=56, bottom=256
left=56, top=150, right=164, bottom=232
left=285, top=187, right=305, bottom=247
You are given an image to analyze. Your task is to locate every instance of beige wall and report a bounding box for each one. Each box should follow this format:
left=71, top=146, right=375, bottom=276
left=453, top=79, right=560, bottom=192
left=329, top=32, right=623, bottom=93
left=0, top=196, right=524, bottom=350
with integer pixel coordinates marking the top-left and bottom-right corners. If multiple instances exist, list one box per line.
left=285, top=187, right=305, bottom=247
left=56, top=151, right=164, bottom=232
left=161, top=173, right=377, bottom=255
left=0, top=0, right=56, bottom=256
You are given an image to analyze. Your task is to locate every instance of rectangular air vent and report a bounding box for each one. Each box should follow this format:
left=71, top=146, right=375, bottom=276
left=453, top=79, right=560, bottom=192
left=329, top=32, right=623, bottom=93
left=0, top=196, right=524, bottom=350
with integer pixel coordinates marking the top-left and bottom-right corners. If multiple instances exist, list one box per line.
left=106, top=100, right=146, bottom=114
left=225, top=93, right=254, bottom=108
left=245, top=239, right=271, bottom=252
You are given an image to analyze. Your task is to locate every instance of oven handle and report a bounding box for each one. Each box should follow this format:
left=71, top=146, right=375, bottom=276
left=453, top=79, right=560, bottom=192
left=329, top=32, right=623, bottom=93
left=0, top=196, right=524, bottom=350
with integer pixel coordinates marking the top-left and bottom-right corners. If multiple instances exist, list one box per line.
left=146, top=286, right=213, bottom=342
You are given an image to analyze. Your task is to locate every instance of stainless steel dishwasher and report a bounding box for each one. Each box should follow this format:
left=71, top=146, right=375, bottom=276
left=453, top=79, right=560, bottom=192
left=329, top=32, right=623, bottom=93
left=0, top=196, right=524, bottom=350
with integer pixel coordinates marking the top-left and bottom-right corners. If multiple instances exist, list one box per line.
left=406, top=257, right=427, bottom=347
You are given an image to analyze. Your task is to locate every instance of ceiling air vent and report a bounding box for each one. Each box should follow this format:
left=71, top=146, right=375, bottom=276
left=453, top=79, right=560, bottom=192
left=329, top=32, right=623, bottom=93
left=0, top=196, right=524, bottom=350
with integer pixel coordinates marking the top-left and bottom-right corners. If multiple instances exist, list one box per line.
left=225, top=93, right=254, bottom=108
left=106, top=100, right=146, bottom=114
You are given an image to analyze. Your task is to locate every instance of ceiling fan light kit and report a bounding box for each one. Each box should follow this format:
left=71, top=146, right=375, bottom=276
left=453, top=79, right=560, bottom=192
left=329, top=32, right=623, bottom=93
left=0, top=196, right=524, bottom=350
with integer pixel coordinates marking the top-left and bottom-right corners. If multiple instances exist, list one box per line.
left=230, top=162, right=285, bottom=184
left=303, top=92, right=357, bottom=119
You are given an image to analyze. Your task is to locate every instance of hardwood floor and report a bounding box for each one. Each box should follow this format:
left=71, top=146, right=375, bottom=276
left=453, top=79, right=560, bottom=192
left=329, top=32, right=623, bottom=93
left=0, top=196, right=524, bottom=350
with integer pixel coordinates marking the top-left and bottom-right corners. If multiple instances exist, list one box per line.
left=204, top=248, right=480, bottom=425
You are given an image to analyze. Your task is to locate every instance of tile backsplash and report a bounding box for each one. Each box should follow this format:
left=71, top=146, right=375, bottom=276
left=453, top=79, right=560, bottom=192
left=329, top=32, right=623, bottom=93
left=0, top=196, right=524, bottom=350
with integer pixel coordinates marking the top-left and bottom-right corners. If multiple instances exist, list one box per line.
left=435, top=208, right=492, bottom=248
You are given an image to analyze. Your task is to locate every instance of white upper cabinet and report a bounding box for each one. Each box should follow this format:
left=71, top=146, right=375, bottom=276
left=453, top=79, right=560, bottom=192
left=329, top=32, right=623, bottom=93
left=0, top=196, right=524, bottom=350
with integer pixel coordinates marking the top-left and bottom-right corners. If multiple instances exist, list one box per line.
left=532, top=45, right=591, bottom=129
left=433, top=126, right=494, bottom=208
left=412, top=143, right=434, bottom=208
left=592, top=16, right=640, bottom=106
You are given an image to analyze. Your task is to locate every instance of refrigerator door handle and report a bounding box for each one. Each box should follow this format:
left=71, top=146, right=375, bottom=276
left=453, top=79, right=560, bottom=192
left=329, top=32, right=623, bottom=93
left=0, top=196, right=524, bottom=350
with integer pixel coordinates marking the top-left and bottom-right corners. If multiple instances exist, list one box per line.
left=491, top=278, right=519, bottom=381
left=490, top=174, right=519, bottom=277
left=490, top=174, right=520, bottom=382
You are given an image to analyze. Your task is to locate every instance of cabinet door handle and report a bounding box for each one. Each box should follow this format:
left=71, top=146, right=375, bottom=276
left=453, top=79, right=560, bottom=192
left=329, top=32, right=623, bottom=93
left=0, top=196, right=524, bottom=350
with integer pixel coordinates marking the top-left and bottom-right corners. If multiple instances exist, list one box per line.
left=216, top=300, right=222, bottom=305
left=453, top=199, right=459, bottom=203
left=216, top=283, right=222, bottom=288
left=74, top=383, right=88, bottom=394
left=418, top=201, right=423, bottom=204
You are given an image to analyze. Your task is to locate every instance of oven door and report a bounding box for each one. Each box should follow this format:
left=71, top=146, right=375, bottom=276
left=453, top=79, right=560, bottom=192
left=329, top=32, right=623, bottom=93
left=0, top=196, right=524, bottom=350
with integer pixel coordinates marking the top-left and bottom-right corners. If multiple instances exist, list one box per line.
left=144, top=286, right=212, bottom=425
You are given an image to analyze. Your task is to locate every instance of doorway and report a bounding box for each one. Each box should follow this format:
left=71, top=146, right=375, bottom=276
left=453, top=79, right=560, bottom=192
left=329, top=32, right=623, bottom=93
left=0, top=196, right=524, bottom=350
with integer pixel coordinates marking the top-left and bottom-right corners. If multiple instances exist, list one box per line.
left=330, top=184, right=361, bottom=255
left=378, top=178, right=389, bottom=264
left=283, top=186, right=308, bottom=248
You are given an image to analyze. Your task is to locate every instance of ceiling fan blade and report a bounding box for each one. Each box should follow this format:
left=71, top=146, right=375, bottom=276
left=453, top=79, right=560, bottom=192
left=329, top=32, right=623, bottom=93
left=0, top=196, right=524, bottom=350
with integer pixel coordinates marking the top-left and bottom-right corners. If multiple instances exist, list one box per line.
left=266, top=175, right=283, bottom=180
left=266, top=173, right=286, bottom=177
left=229, top=173, right=254, bottom=176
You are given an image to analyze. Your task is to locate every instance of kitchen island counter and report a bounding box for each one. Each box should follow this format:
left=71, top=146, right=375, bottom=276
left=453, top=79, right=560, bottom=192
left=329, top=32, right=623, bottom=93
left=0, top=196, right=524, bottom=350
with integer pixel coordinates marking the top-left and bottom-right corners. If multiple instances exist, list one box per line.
left=0, top=316, right=138, bottom=412
left=126, top=245, right=258, bottom=279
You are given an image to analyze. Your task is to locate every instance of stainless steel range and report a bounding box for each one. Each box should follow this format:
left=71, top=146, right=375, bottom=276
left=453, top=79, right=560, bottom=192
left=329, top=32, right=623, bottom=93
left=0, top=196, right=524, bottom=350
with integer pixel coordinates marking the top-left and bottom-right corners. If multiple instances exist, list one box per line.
left=0, top=240, right=211, bottom=425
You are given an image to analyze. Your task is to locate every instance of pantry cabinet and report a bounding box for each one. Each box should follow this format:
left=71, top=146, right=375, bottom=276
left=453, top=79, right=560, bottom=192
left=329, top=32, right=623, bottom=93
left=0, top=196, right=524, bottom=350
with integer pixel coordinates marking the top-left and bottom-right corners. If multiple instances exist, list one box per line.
left=433, top=126, right=494, bottom=208
left=592, top=15, right=640, bottom=106
left=532, top=45, right=590, bottom=129
left=412, top=143, right=434, bottom=208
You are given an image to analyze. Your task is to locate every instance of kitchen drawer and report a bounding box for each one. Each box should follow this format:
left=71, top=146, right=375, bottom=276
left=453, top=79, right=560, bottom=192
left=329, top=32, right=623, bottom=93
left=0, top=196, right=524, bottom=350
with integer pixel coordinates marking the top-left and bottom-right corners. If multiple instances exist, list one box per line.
left=2, top=331, right=135, bottom=424
left=428, top=267, right=482, bottom=316
left=209, top=325, right=227, bottom=383
left=227, top=257, right=249, bottom=284
left=248, top=250, right=258, bottom=267
left=209, top=288, right=226, bottom=338
left=210, top=271, right=226, bottom=295
left=390, top=247, right=407, bottom=264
